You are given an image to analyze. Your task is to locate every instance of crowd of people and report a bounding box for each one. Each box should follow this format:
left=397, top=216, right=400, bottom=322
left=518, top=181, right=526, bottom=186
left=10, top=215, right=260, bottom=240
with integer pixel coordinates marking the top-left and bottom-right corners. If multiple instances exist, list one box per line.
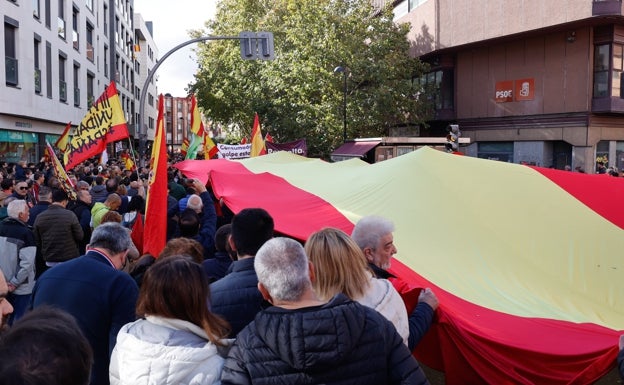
left=4, top=153, right=617, bottom=384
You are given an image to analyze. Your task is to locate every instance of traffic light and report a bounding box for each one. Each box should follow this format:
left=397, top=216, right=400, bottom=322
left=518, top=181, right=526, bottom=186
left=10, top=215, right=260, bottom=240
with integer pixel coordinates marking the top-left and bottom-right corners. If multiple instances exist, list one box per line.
left=445, top=124, right=460, bottom=152
left=239, top=32, right=275, bottom=60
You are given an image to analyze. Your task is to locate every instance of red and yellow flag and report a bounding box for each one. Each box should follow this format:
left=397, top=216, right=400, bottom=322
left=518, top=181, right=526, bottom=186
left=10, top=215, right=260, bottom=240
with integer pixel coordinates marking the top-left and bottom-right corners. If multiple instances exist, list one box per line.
left=45, top=141, right=77, bottom=200
left=180, top=138, right=190, bottom=157
left=265, top=133, right=274, bottom=143
left=190, top=95, right=205, bottom=138
left=143, top=94, right=168, bottom=257
left=250, top=113, right=267, bottom=157
left=55, top=122, right=72, bottom=153
left=64, top=81, right=129, bottom=170
left=203, top=134, right=219, bottom=159
left=120, top=150, right=136, bottom=171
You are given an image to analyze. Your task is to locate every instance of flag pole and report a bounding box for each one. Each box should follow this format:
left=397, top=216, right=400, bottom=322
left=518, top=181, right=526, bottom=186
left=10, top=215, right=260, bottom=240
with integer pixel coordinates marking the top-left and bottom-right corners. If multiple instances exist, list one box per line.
left=127, top=137, right=141, bottom=180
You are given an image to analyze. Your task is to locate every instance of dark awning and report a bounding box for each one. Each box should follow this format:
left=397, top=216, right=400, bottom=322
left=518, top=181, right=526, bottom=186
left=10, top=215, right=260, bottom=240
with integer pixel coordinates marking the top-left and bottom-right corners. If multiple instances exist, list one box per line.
left=331, top=141, right=380, bottom=159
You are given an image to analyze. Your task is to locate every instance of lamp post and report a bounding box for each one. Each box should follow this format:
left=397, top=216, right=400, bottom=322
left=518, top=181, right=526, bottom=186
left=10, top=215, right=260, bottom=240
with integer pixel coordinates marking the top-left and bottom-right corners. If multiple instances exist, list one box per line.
left=333, top=66, right=347, bottom=142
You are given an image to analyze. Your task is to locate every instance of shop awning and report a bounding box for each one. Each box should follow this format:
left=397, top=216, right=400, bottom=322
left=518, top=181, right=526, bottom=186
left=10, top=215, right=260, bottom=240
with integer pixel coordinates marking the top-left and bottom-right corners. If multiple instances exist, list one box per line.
left=330, top=140, right=380, bottom=159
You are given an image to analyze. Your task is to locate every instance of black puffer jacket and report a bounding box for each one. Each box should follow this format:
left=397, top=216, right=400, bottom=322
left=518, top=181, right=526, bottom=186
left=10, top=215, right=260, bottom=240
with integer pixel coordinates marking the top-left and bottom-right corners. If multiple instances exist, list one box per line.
left=221, top=294, right=430, bottom=385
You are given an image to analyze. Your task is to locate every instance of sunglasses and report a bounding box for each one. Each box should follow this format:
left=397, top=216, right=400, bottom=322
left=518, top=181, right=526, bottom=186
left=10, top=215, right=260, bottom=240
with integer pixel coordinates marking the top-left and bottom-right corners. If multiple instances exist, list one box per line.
left=17, top=186, right=28, bottom=190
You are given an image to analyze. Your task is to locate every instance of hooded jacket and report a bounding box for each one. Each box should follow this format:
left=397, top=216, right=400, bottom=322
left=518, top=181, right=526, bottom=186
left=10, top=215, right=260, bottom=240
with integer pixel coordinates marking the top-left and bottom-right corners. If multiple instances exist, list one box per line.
left=110, top=316, right=230, bottom=385
left=221, top=294, right=430, bottom=385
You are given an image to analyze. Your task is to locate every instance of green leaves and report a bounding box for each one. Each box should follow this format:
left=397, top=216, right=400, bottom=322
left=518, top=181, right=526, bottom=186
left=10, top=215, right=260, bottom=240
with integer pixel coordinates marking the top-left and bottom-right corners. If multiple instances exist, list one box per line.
left=192, top=0, right=431, bottom=158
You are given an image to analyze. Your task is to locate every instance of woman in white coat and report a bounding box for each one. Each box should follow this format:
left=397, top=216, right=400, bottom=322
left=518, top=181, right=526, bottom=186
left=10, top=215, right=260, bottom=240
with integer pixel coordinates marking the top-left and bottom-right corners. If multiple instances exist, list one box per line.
left=305, top=227, right=409, bottom=346
left=110, top=255, right=231, bottom=385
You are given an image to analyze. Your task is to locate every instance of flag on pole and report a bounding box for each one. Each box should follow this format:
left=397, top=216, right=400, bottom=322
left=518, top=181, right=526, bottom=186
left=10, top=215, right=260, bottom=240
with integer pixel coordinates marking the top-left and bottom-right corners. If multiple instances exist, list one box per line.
left=250, top=113, right=267, bottom=157
left=203, top=133, right=219, bottom=159
left=64, top=81, right=129, bottom=170
left=190, top=95, right=205, bottom=137
left=185, top=134, right=202, bottom=160
left=180, top=138, right=190, bottom=157
left=120, top=150, right=136, bottom=171
left=45, top=141, right=77, bottom=201
left=265, top=133, right=274, bottom=143
left=143, top=94, right=168, bottom=257
left=54, top=122, right=72, bottom=153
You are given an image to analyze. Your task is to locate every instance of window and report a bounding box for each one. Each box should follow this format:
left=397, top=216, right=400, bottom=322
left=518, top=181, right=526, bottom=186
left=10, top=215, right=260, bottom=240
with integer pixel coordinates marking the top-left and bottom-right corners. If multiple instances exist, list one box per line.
left=594, top=44, right=610, bottom=97
left=72, top=6, right=79, bottom=50
left=478, top=142, right=514, bottom=163
left=34, top=36, right=41, bottom=93
left=418, top=69, right=454, bottom=110
left=46, top=42, right=52, bottom=97
left=59, top=53, right=67, bottom=102
left=44, top=0, right=51, bottom=28
left=87, top=72, right=94, bottom=106
left=103, top=4, right=108, bottom=36
left=104, top=45, right=108, bottom=77
left=613, top=44, right=623, bottom=97
left=4, top=21, right=18, bottom=86
left=86, top=0, right=93, bottom=11
left=73, top=63, right=79, bottom=106
left=86, top=22, right=94, bottom=61
left=33, top=0, right=40, bottom=19
left=58, top=0, right=66, bottom=39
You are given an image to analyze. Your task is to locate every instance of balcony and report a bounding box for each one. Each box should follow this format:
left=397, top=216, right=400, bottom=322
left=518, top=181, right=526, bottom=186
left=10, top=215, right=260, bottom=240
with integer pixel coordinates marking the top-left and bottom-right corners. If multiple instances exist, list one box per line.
left=593, top=0, right=624, bottom=15
left=34, top=68, right=41, bottom=93
left=59, top=80, right=67, bottom=102
left=5, top=56, right=18, bottom=86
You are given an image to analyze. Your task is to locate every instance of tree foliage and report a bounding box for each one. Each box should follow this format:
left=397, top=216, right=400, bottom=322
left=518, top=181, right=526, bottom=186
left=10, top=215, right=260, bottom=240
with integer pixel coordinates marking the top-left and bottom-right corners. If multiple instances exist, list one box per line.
left=190, top=0, right=432, bottom=158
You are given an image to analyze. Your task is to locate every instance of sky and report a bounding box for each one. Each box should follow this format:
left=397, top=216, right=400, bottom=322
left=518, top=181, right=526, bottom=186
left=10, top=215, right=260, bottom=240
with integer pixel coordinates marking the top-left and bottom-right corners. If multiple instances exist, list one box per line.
left=133, top=0, right=217, bottom=97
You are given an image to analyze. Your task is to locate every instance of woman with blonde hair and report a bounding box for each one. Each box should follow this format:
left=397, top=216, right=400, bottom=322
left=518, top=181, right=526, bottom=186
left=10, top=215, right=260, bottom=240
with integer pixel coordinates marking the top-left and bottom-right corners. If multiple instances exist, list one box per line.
left=305, top=227, right=409, bottom=345
left=110, top=255, right=231, bottom=384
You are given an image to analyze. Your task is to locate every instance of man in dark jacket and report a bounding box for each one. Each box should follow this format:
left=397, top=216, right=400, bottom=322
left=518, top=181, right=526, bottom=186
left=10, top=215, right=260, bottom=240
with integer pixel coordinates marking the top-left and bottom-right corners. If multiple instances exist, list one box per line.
left=210, top=208, right=273, bottom=337
left=202, top=223, right=235, bottom=282
left=27, top=185, right=51, bottom=226
left=70, top=189, right=93, bottom=254
left=33, top=189, right=84, bottom=269
left=31, top=223, right=138, bottom=385
left=221, top=237, right=430, bottom=385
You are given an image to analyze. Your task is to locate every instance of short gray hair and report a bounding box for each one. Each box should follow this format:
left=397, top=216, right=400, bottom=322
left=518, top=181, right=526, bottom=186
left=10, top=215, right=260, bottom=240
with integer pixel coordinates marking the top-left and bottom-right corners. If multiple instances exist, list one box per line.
left=186, top=194, right=203, bottom=212
left=254, top=237, right=310, bottom=302
left=351, top=215, right=395, bottom=251
left=7, top=200, right=28, bottom=220
left=89, top=222, right=132, bottom=254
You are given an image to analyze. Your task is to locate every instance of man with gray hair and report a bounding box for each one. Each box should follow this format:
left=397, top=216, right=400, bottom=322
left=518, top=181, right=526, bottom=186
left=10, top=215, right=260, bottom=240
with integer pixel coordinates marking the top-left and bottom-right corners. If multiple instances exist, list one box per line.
left=0, top=199, right=35, bottom=325
left=221, top=237, right=430, bottom=385
left=31, top=222, right=138, bottom=385
left=352, top=215, right=439, bottom=351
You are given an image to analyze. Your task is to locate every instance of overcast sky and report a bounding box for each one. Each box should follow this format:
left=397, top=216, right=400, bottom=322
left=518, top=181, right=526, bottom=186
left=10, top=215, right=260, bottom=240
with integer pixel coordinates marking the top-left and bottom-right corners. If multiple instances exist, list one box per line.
left=133, top=0, right=217, bottom=96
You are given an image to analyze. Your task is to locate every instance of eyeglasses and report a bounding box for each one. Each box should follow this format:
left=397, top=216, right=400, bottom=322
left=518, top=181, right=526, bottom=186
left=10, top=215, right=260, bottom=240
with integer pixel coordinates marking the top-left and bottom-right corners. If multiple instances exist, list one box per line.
left=17, top=186, right=28, bottom=191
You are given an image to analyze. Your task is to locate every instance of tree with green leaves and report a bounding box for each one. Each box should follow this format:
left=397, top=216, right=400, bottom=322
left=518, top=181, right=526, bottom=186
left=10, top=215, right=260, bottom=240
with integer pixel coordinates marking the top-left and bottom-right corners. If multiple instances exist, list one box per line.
left=191, top=0, right=432, bottom=158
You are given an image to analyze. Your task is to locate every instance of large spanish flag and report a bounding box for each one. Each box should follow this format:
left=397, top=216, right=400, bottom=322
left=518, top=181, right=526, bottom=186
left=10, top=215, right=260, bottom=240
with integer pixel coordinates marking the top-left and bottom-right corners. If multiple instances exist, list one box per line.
left=174, top=147, right=624, bottom=384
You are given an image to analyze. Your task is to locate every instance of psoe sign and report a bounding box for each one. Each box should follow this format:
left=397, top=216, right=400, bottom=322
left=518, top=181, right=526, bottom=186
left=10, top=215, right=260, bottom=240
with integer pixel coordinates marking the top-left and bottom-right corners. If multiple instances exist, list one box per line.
left=495, top=78, right=535, bottom=103
left=495, top=81, right=514, bottom=103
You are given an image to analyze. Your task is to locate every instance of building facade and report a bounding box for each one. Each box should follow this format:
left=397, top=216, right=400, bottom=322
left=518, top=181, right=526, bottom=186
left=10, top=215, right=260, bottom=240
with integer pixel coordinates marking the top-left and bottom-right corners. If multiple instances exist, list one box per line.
left=1, top=0, right=158, bottom=164
left=385, top=0, right=624, bottom=172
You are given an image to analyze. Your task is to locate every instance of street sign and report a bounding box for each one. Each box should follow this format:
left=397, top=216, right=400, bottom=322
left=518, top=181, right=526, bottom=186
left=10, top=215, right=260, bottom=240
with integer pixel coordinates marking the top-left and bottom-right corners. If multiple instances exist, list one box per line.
left=239, top=31, right=275, bottom=60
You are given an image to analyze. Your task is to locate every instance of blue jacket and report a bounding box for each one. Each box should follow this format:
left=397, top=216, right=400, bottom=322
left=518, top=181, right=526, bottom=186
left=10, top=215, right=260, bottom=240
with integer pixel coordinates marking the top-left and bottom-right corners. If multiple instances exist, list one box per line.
left=209, top=257, right=264, bottom=337
left=31, top=251, right=139, bottom=385
left=202, top=251, right=233, bottom=283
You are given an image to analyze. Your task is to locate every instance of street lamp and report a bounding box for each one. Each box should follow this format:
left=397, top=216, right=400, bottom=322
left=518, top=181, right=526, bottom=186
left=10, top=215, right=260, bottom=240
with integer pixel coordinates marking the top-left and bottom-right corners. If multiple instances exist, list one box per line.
left=333, top=66, right=348, bottom=142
